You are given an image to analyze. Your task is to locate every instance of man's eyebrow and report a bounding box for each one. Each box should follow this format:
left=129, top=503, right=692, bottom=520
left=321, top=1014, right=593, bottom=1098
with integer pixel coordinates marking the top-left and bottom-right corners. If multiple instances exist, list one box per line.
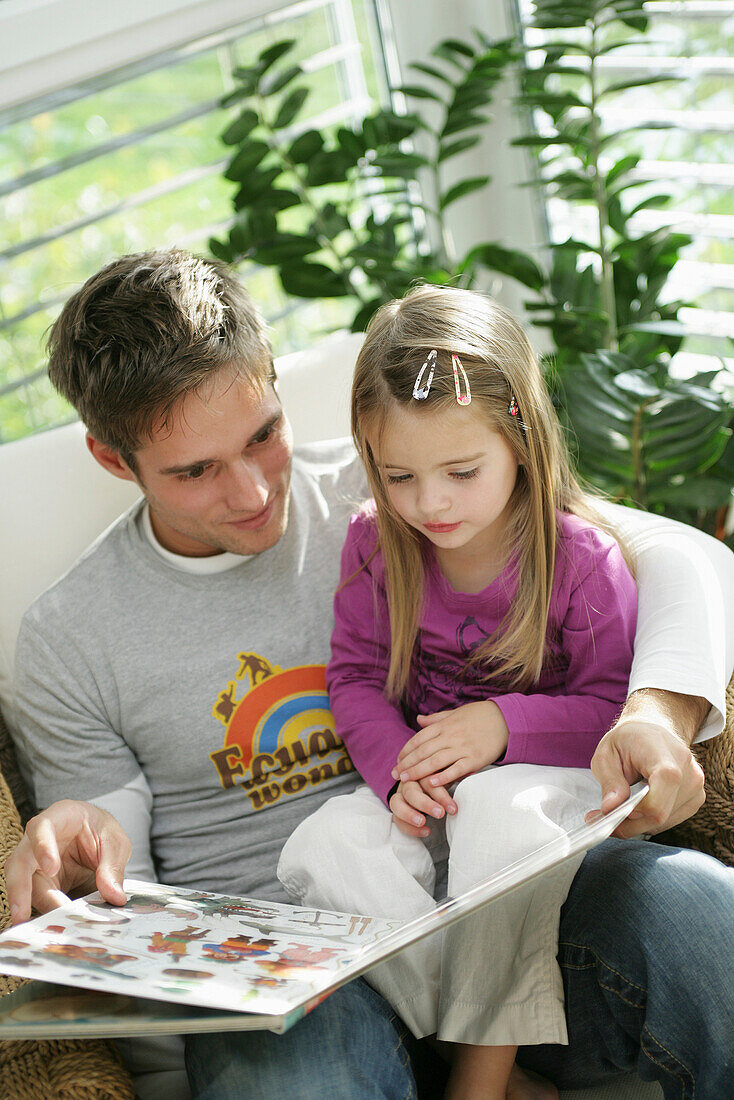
left=159, top=412, right=282, bottom=475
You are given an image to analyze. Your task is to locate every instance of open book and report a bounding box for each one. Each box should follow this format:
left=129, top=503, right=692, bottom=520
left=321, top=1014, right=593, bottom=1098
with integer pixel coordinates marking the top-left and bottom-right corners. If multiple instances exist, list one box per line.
left=0, top=784, right=647, bottom=1039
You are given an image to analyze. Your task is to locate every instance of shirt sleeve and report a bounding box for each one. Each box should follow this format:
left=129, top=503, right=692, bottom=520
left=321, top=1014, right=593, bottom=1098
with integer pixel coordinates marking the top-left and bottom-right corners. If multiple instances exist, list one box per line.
left=598, top=502, right=734, bottom=742
left=90, top=774, right=156, bottom=882
left=13, top=613, right=144, bottom=809
left=496, top=530, right=638, bottom=768
left=327, top=513, right=413, bottom=804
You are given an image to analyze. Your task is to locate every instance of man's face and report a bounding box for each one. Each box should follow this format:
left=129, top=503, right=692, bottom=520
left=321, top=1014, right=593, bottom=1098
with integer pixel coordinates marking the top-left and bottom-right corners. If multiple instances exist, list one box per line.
left=130, top=371, right=293, bottom=557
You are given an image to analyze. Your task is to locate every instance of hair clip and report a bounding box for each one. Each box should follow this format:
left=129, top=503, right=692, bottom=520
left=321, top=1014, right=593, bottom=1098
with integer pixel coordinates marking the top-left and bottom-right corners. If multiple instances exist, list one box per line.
left=412, top=349, right=436, bottom=400
left=508, top=395, right=519, bottom=417
left=452, top=354, right=471, bottom=406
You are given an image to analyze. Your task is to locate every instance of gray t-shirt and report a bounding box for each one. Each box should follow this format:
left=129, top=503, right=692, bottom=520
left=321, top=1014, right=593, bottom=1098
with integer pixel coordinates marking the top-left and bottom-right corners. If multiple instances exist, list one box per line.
left=13, top=441, right=366, bottom=902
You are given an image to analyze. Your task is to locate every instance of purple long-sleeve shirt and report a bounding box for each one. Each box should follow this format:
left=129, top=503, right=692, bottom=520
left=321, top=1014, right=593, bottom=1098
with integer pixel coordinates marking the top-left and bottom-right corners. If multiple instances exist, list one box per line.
left=327, top=507, right=637, bottom=804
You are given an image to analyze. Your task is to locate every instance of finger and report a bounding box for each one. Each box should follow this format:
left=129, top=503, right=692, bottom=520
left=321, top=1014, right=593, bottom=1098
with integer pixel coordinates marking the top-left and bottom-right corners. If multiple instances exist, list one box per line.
left=29, top=873, right=72, bottom=916
left=426, top=761, right=471, bottom=788
left=396, top=726, right=442, bottom=766
left=423, top=784, right=457, bottom=815
left=402, top=783, right=446, bottom=820
left=4, top=840, right=40, bottom=924
left=590, top=742, right=633, bottom=815
left=390, top=794, right=430, bottom=834
left=392, top=816, right=431, bottom=839
left=415, top=712, right=451, bottom=727
left=26, top=815, right=64, bottom=879
left=94, top=823, right=131, bottom=906
left=397, top=744, right=457, bottom=781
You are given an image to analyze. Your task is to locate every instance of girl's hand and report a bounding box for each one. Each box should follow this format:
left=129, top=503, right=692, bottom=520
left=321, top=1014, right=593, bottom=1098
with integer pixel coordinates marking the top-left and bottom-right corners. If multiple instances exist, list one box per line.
left=392, top=701, right=509, bottom=787
left=389, top=779, right=457, bottom=837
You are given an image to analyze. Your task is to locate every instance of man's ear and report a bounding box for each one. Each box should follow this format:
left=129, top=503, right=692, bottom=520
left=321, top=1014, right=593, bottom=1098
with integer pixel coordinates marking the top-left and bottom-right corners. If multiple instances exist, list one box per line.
left=86, top=434, right=138, bottom=482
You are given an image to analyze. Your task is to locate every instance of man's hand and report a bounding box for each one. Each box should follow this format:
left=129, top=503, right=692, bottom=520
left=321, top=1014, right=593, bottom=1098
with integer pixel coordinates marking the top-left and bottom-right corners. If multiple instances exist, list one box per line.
left=389, top=778, right=457, bottom=838
left=590, top=690, right=708, bottom=837
left=391, top=701, right=509, bottom=788
left=4, top=800, right=131, bottom=925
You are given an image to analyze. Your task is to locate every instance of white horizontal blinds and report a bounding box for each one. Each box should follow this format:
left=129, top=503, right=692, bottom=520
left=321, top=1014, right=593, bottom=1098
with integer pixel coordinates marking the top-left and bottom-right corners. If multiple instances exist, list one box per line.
left=0, top=0, right=382, bottom=442
left=517, top=0, right=734, bottom=379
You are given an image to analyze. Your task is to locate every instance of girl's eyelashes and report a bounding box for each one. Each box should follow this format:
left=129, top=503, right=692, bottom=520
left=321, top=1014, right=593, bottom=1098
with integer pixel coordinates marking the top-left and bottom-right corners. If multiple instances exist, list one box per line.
left=384, top=467, right=479, bottom=485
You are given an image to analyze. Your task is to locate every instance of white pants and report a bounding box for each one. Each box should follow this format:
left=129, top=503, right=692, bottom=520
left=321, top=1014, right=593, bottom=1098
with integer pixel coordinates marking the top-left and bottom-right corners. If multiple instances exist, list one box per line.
left=278, top=764, right=600, bottom=1047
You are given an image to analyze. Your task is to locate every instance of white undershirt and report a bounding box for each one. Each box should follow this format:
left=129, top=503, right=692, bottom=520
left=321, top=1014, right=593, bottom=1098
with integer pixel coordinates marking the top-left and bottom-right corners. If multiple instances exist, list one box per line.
left=140, top=503, right=247, bottom=574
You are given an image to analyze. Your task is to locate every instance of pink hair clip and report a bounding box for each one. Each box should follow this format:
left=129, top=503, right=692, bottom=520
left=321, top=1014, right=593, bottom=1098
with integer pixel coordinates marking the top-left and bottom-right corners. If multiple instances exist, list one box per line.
left=412, top=349, right=436, bottom=400
left=452, top=354, right=471, bottom=406
left=508, top=395, right=519, bottom=417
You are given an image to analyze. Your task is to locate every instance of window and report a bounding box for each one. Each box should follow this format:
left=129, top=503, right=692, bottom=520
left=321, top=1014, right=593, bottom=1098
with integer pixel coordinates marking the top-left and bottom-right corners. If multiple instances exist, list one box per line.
left=0, top=0, right=386, bottom=441
left=516, top=0, right=734, bottom=384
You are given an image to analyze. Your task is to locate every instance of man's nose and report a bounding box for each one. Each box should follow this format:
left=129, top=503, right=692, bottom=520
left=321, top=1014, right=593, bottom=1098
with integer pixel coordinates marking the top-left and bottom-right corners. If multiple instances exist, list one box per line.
left=224, top=460, right=268, bottom=511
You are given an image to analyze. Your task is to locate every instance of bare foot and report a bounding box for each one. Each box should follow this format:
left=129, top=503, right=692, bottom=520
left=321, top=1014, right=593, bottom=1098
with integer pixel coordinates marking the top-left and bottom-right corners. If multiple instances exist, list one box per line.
left=506, top=1064, right=558, bottom=1100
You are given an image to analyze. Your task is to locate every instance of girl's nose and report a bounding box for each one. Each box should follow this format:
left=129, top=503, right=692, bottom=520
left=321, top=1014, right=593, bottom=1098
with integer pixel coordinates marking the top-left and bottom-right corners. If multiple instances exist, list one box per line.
left=417, top=480, right=450, bottom=517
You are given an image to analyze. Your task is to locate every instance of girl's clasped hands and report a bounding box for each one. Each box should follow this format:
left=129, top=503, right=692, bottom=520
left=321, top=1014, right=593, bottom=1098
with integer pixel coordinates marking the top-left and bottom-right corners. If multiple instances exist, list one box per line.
left=389, top=701, right=510, bottom=836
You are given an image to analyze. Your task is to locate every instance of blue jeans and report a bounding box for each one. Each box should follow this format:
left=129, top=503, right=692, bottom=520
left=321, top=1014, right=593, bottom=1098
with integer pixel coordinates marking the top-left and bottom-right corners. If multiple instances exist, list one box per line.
left=186, top=839, right=733, bottom=1099
left=518, top=838, right=734, bottom=1099
left=185, top=977, right=434, bottom=1099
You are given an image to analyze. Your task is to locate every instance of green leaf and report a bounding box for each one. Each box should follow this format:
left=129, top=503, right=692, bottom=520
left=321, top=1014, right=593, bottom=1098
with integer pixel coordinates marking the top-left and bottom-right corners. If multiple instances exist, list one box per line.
left=410, top=61, right=455, bottom=86
left=209, top=236, right=235, bottom=263
left=653, top=479, right=733, bottom=509
left=257, top=40, right=296, bottom=72
left=396, top=83, right=445, bottom=103
left=598, top=73, right=677, bottom=100
left=222, top=108, right=259, bottom=146
left=255, top=233, right=322, bottom=265
left=261, top=65, right=301, bottom=97
left=461, top=243, right=546, bottom=291
left=233, top=167, right=281, bottom=207
left=433, top=38, right=476, bottom=61
left=306, top=149, right=355, bottom=186
left=372, top=152, right=430, bottom=178
left=441, top=110, right=489, bottom=138
left=337, top=127, right=366, bottom=160
left=279, top=262, right=350, bottom=298
left=273, top=87, right=309, bottom=129
left=351, top=298, right=385, bottom=332
left=439, top=175, right=490, bottom=209
left=224, top=140, right=270, bottom=181
left=287, top=129, right=324, bottom=163
left=438, top=135, right=481, bottom=163
left=605, top=154, right=639, bottom=187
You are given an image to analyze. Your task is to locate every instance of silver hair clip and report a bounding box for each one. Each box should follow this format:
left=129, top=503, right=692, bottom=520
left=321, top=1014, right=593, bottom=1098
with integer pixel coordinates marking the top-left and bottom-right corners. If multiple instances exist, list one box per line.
left=412, top=349, right=436, bottom=400
left=452, top=354, right=472, bottom=406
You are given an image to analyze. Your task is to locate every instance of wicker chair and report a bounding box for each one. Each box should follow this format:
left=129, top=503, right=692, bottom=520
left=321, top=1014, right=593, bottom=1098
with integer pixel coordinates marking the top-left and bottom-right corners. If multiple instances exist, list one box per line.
left=0, top=708, right=136, bottom=1099
left=658, top=674, right=734, bottom=866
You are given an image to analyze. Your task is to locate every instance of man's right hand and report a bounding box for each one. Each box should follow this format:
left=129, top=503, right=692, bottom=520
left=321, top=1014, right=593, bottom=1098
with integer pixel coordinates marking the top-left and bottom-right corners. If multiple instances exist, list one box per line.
left=4, top=800, right=131, bottom=925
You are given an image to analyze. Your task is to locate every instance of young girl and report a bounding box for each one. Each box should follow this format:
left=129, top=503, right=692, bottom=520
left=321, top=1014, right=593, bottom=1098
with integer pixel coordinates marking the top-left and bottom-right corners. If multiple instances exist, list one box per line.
left=278, top=284, right=637, bottom=1100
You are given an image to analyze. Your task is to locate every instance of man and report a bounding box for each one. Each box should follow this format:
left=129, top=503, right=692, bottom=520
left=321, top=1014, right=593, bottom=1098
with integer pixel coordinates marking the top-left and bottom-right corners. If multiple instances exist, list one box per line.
left=5, top=249, right=734, bottom=1099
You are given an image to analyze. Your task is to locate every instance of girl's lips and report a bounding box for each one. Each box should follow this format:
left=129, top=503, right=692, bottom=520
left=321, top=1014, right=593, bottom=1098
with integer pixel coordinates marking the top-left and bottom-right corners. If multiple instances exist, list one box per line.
left=227, top=498, right=276, bottom=531
left=424, top=521, right=461, bottom=533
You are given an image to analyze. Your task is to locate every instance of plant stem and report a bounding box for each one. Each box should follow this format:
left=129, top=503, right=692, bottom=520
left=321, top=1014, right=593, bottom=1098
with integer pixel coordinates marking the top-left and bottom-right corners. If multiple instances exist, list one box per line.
left=587, top=15, right=618, bottom=351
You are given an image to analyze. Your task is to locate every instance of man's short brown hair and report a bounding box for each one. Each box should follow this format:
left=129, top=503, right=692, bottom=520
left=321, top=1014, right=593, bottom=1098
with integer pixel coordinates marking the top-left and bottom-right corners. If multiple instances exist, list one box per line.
left=48, top=249, right=273, bottom=465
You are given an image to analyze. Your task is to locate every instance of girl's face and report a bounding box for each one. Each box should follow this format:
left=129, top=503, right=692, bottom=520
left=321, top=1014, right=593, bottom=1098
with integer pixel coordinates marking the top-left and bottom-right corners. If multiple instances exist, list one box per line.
left=372, top=401, right=519, bottom=563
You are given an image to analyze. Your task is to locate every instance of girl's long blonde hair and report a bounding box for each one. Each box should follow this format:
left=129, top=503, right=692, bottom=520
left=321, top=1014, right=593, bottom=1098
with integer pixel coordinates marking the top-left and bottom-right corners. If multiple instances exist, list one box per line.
left=351, top=283, right=629, bottom=700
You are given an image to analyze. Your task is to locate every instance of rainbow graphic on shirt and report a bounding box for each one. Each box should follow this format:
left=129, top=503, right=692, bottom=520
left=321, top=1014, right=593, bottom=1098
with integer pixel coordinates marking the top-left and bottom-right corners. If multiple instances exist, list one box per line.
left=209, top=654, right=353, bottom=810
